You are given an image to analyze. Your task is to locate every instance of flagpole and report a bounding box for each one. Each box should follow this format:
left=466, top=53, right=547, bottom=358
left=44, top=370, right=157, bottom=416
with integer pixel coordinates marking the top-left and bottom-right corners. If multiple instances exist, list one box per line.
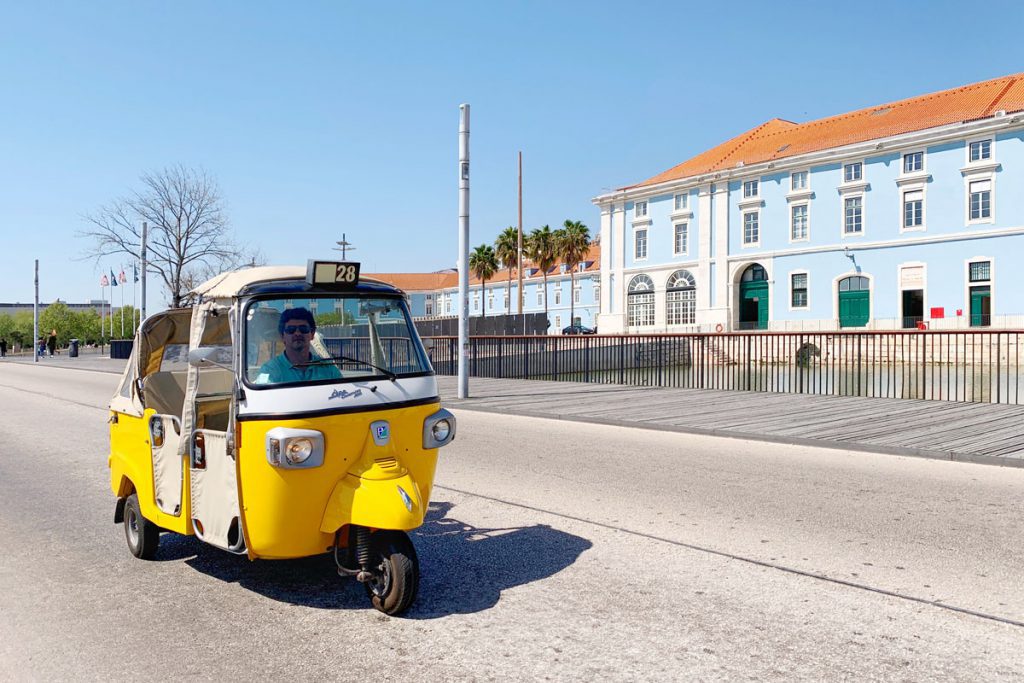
left=120, top=266, right=125, bottom=338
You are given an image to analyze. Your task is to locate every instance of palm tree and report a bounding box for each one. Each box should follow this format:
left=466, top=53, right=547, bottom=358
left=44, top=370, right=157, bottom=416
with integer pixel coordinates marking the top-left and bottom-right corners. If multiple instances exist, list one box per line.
left=558, top=219, right=591, bottom=328
left=494, top=226, right=519, bottom=316
left=526, top=225, right=557, bottom=322
left=469, top=244, right=498, bottom=317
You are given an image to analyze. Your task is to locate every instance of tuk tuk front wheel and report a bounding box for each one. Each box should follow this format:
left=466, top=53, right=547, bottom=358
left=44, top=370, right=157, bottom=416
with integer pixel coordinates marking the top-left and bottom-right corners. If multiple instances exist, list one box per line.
left=363, top=531, right=419, bottom=616
left=123, top=493, right=160, bottom=560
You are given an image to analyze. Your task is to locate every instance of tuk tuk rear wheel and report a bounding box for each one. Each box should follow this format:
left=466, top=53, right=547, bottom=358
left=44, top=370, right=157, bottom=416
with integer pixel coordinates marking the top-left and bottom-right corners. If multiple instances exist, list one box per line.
left=363, top=531, right=419, bottom=616
left=124, top=493, right=160, bottom=560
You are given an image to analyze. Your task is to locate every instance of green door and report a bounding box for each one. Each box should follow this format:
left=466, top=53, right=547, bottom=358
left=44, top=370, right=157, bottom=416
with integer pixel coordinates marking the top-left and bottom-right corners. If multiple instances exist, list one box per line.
left=838, top=276, right=870, bottom=328
left=970, top=286, right=991, bottom=327
left=739, top=281, right=769, bottom=330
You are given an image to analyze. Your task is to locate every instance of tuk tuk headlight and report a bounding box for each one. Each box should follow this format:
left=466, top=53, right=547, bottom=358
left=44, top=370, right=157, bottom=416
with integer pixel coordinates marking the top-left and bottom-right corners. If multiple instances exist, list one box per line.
left=423, top=409, right=456, bottom=449
left=285, top=438, right=314, bottom=465
left=265, top=428, right=324, bottom=469
left=431, top=420, right=451, bottom=442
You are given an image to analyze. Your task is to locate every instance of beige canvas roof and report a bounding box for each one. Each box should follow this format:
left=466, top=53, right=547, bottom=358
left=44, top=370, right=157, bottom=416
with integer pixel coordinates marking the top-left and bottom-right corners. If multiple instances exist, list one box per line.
left=193, top=265, right=395, bottom=300
left=192, top=266, right=307, bottom=300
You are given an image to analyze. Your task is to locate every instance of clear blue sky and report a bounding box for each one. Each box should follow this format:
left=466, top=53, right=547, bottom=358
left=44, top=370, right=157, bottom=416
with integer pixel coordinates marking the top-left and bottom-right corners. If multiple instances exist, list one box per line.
left=2, top=0, right=1022, bottom=310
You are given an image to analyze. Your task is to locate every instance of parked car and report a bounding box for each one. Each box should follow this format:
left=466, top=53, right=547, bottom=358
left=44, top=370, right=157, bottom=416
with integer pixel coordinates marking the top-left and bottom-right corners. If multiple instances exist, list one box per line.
left=562, top=323, right=597, bottom=335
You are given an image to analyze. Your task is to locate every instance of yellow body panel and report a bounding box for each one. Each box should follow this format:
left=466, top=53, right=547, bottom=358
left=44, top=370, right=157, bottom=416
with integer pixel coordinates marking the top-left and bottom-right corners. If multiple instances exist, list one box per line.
left=237, top=402, right=441, bottom=559
left=108, top=409, right=193, bottom=535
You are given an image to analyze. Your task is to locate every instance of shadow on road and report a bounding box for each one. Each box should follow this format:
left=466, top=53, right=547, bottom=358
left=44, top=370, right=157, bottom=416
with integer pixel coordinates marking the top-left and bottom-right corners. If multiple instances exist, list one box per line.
left=159, top=499, right=591, bottom=617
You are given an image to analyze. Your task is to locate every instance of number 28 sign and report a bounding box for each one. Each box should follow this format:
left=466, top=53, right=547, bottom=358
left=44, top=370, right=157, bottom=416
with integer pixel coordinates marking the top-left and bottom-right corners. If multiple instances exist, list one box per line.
left=306, top=260, right=361, bottom=289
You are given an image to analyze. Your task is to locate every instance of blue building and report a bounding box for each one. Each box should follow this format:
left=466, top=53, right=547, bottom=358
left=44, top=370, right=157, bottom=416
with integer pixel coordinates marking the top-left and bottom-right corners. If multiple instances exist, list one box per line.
left=593, top=73, right=1024, bottom=333
left=434, top=245, right=602, bottom=333
left=369, top=245, right=602, bottom=333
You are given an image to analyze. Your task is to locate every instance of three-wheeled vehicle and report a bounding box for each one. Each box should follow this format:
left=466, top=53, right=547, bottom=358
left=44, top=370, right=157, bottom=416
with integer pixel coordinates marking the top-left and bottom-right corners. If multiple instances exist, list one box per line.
left=107, top=261, right=455, bottom=614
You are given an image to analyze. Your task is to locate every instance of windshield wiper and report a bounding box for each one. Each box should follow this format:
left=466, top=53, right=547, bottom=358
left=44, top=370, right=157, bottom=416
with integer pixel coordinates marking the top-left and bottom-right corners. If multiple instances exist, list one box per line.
left=300, top=355, right=397, bottom=381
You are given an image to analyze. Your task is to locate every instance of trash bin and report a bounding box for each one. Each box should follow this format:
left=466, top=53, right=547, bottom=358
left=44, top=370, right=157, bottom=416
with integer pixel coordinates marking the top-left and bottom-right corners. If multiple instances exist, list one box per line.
left=69, top=339, right=79, bottom=358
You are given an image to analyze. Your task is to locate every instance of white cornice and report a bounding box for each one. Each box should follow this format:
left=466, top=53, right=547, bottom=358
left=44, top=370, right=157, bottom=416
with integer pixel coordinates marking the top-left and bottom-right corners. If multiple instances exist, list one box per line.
left=738, top=197, right=764, bottom=210
left=960, top=161, right=1001, bottom=175
left=895, top=173, right=931, bottom=187
left=786, top=189, right=814, bottom=202
left=838, top=181, right=869, bottom=194
left=592, top=114, right=1024, bottom=206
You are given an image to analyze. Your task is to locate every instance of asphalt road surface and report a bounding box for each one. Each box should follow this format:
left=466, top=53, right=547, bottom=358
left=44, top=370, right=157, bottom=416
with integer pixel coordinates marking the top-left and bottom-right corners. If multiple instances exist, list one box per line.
left=1, top=362, right=1022, bottom=680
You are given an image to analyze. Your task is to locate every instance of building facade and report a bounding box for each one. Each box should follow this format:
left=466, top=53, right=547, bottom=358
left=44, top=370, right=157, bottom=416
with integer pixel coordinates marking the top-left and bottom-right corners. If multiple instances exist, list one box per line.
left=593, top=74, right=1024, bottom=333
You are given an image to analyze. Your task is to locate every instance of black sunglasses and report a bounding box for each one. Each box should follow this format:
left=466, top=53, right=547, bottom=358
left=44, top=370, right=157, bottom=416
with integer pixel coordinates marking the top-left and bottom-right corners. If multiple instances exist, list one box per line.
left=283, top=325, right=312, bottom=335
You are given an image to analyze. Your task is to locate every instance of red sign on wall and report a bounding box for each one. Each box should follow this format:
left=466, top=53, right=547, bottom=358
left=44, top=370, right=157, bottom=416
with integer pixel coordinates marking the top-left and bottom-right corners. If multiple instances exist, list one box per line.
left=930, top=307, right=945, bottom=319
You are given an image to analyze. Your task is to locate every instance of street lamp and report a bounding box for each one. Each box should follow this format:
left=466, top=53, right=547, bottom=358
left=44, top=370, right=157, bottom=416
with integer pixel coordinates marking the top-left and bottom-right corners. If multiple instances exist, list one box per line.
left=334, top=234, right=356, bottom=260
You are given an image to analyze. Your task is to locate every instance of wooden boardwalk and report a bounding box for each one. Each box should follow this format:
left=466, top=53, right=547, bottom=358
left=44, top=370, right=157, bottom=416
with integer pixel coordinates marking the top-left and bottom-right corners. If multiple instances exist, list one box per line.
left=437, top=376, right=1024, bottom=468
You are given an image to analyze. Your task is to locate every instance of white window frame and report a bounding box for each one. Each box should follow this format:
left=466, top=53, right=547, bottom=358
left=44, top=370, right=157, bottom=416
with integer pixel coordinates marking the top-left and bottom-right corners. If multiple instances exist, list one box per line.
left=791, top=170, right=809, bottom=192
left=789, top=202, right=810, bottom=243
left=594, top=283, right=600, bottom=302
left=742, top=179, right=759, bottom=198
left=842, top=194, right=865, bottom=238
left=536, top=287, right=544, bottom=306
left=573, top=285, right=581, bottom=304
left=967, top=137, right=993, bottom=165
left=472, top=291, right=480, bottom=311
left=425, top=298, right=433, bottom=316
left=742, top=210, right=760, bottom=247
left=554, top=315, right=561, bottom=329
left=554, top=288, right=562, bottom=305
left=789, top=270, right=810, bottom=311
left=674, top=193, right=688, bottom=211
left=634, top=200, right=648, bottom=219
left=673, top=222, right=689, bottom=256
left=902, top=150, right=925, bottom=175
left=843, top=161, right=863, bottom=184
left=634, top=227, right=648, bottom=260
left=901, top=187, right=925, bottom=233
left=965, top=175, right=995, bottom=225
left=487, top=291, right=494, bottom=310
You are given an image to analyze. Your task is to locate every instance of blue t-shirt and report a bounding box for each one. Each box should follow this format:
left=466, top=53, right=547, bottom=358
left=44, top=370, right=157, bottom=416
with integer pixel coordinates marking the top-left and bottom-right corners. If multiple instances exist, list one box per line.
left=256, top=353, right=342, bottom=385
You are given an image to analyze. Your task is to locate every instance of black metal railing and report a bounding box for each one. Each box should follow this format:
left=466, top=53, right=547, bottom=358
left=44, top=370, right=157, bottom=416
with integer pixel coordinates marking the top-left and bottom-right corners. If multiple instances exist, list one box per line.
left=422, top=330, right=1024, bottom=405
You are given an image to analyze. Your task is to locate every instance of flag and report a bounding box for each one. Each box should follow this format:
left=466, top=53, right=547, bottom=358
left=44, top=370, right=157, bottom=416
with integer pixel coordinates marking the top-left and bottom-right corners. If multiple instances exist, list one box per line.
left=100, top=274, right=109, bottom=287
left=133, top=264, right=139, bottom=283
left=110, top=269, right=118, bottom=287
left=119, top=269, right=127, bottom=284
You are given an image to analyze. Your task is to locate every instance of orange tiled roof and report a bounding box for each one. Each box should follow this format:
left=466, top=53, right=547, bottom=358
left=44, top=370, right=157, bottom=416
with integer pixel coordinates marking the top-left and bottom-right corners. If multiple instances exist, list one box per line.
left=631, top=73, right=1024, bottom=189
left=365, top=272, right=458, bottom=291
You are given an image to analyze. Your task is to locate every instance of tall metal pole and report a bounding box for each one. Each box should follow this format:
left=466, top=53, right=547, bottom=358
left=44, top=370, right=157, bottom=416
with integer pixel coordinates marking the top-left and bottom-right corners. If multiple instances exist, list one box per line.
left=141, top=221, right=148, bottom=321
left=457, top=104, right=470, bottom=399
left=517, top=151, right=523, bottom=317
left=33, top=260, right=39, bottom=363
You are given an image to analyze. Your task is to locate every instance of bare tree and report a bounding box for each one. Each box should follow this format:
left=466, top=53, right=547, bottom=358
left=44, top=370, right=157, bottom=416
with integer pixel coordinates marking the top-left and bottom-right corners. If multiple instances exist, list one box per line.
left=81, top=165, right=253, bottom=308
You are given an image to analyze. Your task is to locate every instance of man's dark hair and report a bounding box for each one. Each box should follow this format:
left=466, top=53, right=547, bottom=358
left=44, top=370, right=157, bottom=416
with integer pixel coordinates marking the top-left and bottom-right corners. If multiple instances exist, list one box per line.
left=278, top=307, right=316, bottom=334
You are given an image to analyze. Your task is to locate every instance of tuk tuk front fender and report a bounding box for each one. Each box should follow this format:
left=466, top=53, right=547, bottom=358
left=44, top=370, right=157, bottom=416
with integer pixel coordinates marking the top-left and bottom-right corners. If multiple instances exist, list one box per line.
left=320, top=473, right=424, bottom=533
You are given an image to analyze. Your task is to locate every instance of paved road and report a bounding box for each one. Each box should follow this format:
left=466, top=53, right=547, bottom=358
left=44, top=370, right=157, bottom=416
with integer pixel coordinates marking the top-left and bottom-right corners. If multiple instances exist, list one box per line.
left=1, top=363, right=1023, bottom=680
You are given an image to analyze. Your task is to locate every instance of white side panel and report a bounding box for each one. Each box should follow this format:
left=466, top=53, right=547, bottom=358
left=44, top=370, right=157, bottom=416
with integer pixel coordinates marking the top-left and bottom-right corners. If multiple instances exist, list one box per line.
left=237, top=375, right=439, bottom=416
left=150, top=416, right=183, bottom=516
left=190, top=430, right=241, bottom=552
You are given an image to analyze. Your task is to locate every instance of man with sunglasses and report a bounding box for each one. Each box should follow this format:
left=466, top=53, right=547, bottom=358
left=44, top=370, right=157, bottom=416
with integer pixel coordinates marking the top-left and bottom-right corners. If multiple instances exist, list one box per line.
left=257, top=307, right=342, bottom=384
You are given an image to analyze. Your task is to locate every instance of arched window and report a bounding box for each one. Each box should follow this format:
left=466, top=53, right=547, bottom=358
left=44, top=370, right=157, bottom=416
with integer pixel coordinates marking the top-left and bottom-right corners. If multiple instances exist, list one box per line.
left=666, top=270, right=696, bottom=325
left=627, top=274, right=655, bottom=327
left=838, top=275, right=870, bottom=291
left=741, top=264, right=768, bottom=282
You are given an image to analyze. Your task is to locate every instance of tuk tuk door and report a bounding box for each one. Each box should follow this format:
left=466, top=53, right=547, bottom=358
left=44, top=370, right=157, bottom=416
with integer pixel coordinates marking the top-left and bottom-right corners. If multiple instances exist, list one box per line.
left=182, top=300, right=246, bottom=554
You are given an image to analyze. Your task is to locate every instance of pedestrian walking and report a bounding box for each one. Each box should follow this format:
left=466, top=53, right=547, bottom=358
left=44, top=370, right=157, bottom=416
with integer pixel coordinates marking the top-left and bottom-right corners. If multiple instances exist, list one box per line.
left=47, top=329, right=58, bottom=357
left=0, top=338, right=7, bottom=357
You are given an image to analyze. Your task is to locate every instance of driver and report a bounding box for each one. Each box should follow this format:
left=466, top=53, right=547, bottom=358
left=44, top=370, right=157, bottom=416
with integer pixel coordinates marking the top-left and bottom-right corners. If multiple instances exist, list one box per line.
left=256, top=307, right=342, bottom=384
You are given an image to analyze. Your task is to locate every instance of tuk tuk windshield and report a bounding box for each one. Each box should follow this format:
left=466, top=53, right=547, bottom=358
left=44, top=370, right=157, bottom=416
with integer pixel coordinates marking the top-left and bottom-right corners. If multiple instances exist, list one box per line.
left=244, top=294, right=431, bottom=387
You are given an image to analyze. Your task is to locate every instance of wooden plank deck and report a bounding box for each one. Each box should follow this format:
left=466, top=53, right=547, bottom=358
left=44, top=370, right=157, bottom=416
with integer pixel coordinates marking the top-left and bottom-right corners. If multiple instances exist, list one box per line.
left=437, top=376, right=1024, bottom=468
